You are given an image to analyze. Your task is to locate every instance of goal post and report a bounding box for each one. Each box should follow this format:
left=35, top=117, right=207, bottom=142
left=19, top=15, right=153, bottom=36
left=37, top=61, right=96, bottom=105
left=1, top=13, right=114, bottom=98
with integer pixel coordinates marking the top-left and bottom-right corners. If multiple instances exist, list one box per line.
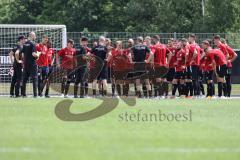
left=0, top=24, right=67, bottom=95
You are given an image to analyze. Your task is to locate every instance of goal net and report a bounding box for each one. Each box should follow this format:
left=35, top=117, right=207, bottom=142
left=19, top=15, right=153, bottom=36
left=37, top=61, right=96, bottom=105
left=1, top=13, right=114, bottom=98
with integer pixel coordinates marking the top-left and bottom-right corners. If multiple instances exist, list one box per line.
left=0, top=24, right=67, bottom=96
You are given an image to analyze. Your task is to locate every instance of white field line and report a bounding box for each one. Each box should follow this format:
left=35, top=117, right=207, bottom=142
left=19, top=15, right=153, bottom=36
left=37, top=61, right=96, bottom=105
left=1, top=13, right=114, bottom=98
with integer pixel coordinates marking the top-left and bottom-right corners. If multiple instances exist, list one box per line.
left=0, top=147, right=45, bottom=153
left=140, top=147, right=240, bottom=153
left=1, top=147, right=240, bottom=154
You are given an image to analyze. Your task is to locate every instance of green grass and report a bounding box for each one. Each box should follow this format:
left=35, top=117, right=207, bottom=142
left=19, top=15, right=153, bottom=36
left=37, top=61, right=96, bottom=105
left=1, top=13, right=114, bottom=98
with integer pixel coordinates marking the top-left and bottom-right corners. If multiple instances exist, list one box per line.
left=0, top=98, right=240, bottom=160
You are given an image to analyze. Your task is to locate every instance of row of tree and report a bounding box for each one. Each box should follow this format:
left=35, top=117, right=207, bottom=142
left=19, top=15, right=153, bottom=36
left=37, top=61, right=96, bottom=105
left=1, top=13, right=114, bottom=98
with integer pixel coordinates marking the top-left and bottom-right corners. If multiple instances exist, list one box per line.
left=0, top=0, right=240, bottom=32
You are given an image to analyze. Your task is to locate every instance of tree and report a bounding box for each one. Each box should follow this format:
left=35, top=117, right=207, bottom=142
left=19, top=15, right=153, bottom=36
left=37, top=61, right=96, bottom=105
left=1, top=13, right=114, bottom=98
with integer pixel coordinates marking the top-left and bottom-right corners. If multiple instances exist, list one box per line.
left=0, top=0, right=240, bottom=33
left=1, top=0, right=44, bottom=24
left=204, top=0, right=240, bottom=32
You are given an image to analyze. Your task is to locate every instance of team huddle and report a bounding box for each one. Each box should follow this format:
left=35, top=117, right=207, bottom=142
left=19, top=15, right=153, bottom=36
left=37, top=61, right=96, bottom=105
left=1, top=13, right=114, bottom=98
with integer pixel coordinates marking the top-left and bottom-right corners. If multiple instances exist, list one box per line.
left=9, top=32, right=238, bottom=99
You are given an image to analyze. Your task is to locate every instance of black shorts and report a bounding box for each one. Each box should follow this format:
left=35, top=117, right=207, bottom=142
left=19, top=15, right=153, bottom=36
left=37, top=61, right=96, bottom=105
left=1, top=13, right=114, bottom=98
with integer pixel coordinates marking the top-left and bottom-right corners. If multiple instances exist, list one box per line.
left=186, top=66, right=192, bottom=79
left=174, top=71, right=185, bottom=80
left=97, top=65, right=108, bottom=80
left=75, top=67, right=87, bottom=84
left=154, top=65, right=169, bottom=79
left=23, top=64, right=38, bottom=80
left=204, top=70, right=214, bottom=81
left=38, top=66, right=49, bottom=80
left=166, top=68, right=175, bottom=82
left=128, top=62, right=148, bottom=80
left=13, top=66, right=23, bottom=82
left=186, top=66, right=199, bottom=80
left=63, top=68, right=75, bottom=81
left=198, top=70, right=204, bottom=81
left=48, top=66, right=53, bottom=77
left=146, top=63, right=155, bottom=79
left=216, top=65, right=227, bottom=78
left=227, top=67, right=232, bottom=75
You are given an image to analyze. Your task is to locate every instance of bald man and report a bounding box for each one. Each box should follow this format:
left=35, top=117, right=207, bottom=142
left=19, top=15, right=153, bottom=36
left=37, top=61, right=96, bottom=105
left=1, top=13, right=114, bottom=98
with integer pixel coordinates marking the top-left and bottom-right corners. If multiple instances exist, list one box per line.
left=21, top=32, right=40, bottom=97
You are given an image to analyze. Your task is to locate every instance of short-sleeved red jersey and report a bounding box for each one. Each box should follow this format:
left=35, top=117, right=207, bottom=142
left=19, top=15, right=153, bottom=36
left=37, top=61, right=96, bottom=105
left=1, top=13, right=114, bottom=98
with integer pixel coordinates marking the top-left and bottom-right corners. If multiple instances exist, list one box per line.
left=207, top=49, right=227, bottom=66
left=110, top=49, right=132, bottom=71
left=202, top=55, right=214, bottom=71
left=189, top=43, right=201, bottom=66
left=58, top=47, right=76, bottom=69
left=47, top=48, right=55, bottom=66
left=167, top=47, right=178, bottom=69
left=225, top=45, right=235, bottom=68
left=176, top=49, right=186, bottom=72
left=154, top=44, right=167, bottom=66
left=183, top=44, right=190, bottom=67
left=36, top=43, right=49, bottom=67
left=217, top=42, right=228, bottom=57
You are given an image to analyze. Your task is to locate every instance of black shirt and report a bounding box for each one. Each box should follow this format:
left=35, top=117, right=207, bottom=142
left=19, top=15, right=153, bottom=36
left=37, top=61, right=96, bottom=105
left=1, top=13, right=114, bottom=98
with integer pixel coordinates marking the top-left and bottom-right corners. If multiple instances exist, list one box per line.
left=22, top=40, right=36, bottom=67
left=12, top=44, right=23, bottom=68
left=75, top=45, right=87, bottom=67
left=131, top=44, right=150, bottom=62
left=91, top=45, right=108, bottom=61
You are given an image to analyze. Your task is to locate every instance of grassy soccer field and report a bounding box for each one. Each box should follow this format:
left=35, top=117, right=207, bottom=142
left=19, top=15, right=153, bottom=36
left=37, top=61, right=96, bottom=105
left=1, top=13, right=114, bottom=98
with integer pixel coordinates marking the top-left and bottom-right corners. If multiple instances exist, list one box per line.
left=0, top=98, right=240, bottom=160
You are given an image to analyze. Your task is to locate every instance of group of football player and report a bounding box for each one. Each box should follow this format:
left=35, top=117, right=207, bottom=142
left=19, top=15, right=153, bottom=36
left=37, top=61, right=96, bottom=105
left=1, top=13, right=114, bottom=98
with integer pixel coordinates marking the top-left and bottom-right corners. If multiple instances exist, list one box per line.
left=9, top=32, right=54, bottom=98
left=9, top=32, right=238, bottom=99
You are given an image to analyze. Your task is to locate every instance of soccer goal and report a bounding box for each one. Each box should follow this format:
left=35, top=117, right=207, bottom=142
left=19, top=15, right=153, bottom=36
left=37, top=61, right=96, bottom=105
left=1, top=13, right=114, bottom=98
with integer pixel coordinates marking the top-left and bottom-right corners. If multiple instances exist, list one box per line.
left=0, top=24, right=67, bottom=96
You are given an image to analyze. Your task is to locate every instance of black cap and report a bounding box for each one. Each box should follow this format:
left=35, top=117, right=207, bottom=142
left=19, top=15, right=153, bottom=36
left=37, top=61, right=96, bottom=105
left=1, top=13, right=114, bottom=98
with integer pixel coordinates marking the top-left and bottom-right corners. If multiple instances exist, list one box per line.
left=18, top=35, right=25, bottom=41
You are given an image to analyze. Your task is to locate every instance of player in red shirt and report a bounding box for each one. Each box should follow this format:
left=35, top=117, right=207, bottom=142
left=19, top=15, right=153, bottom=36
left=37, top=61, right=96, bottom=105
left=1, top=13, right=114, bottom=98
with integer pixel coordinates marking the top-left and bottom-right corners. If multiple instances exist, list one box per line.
left=221, top=38, right=238, bottom=97
left=200, top=43, right=215, bottom=97
left=36, top=35, right=49, bottom=97
left=44, top=40, right=55, bottom=98
left=202, top=40, right=227, bottom=98
left=180, top=38, right=193, bottom=98
left=172, top=42, right=186, bottom=98
left=152, top=35, right=168, bottom=98
left=188, top=34, right=201, bottom=97
left=123, top=38, right=134, bottom=97
left=166, top=38, right=178, bottom=96
left=110, top=41, right=132, bottom=97
left=198, top=48, right=206, bottom=96
left=57, top=39, right=76, bottom=98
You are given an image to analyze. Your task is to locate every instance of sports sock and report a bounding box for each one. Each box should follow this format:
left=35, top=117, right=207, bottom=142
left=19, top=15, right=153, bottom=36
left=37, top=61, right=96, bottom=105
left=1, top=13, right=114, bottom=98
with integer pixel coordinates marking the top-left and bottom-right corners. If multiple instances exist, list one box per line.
left=93, top=89, right=96, bottom=96
left=154, top=84, right=158, bottom=97
left=64, top=81, right=70, bottom=96
left=199, top=81, right=205, bottom=95
left=223, top=83, right=227, bottom=97
left=218, top=82, right=223, bottom=97
left=116, top=84, right=121, bottom=96
left=74, top=84, right=79, bottom=97
left=112, top=83, right=115, bottom=96
left=61, top=79, right=66, bottom=94
left=163, top=82, right=169, bottom=96
left=226, top=75, right=232, bottom=97
left=172, top=84, right=178, bottom=96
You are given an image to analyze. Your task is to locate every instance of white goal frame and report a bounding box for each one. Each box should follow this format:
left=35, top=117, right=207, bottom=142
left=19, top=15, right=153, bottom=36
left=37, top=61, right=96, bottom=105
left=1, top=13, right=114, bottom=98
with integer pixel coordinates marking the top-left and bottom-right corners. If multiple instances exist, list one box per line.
left=0, top=24, right=67, bottom=96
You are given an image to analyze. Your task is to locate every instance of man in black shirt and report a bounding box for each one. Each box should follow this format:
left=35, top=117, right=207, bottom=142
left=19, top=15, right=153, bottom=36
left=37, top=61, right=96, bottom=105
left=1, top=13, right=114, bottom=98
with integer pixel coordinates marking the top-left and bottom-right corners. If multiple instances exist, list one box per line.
left=91, top=36, right=111, bottom=97
left=131, top=36, right=153, bottom=98
left=9, top=35, right=26, bottom=97
left=74, top=37, right=88, bottom=98
left=21, top=32, right=40, bottom=97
